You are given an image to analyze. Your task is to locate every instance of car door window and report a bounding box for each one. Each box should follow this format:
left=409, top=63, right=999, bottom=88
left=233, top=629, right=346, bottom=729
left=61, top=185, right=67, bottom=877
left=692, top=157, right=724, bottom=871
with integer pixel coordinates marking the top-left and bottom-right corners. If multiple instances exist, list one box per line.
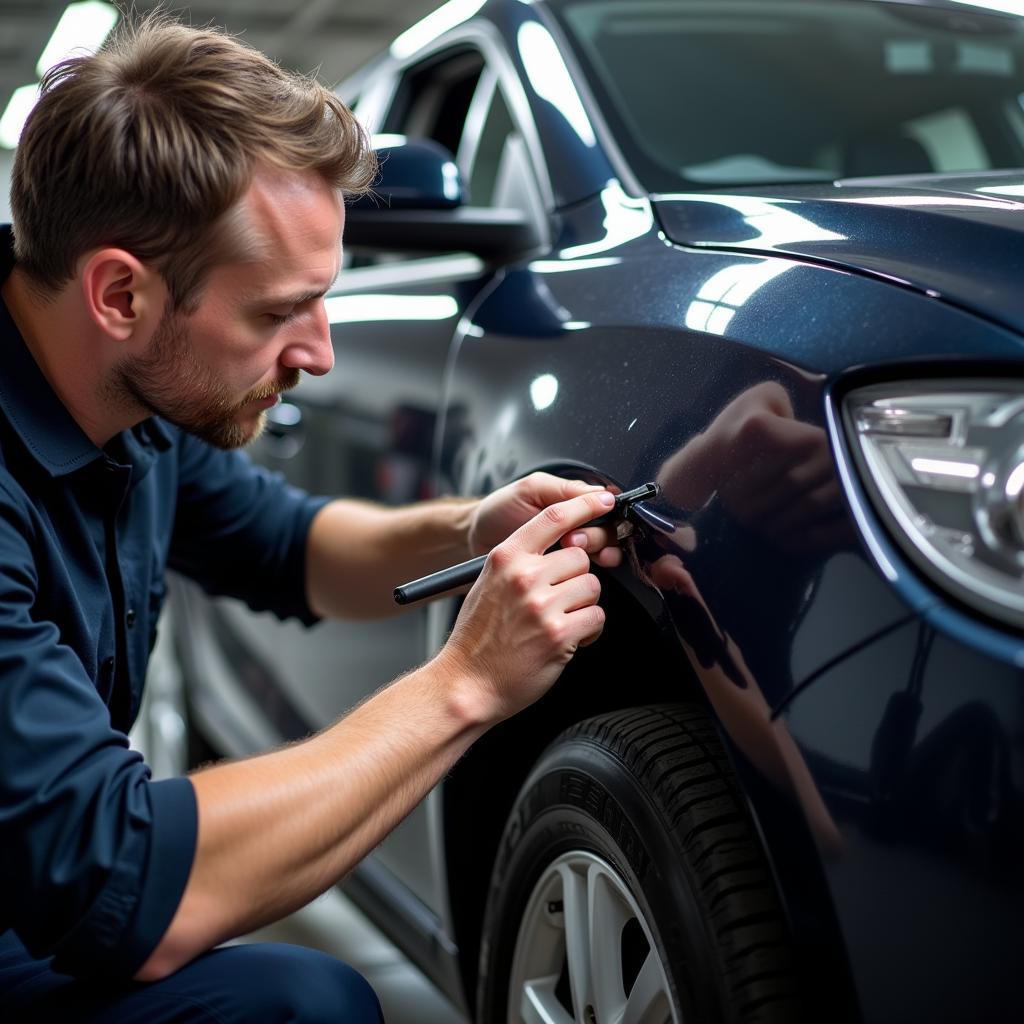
left=389, top=49, right=543, bottom=219
left=384, top=49, right=484, bottom=156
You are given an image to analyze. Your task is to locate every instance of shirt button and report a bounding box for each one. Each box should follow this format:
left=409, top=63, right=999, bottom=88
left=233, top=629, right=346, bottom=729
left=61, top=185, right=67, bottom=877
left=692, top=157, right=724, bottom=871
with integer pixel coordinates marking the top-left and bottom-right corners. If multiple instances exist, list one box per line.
left=125, top=608, right=137, bottom=628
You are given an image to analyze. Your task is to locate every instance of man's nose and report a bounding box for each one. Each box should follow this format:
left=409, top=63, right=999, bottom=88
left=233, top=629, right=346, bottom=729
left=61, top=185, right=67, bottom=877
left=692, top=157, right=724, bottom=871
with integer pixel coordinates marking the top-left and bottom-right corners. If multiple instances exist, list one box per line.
left=282, top=302, right=334, bottom=377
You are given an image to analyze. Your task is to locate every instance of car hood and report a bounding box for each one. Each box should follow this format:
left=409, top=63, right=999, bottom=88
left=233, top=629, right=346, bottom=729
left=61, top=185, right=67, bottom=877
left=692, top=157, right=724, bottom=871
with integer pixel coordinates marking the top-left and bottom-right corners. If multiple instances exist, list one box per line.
left=652, top=171, right=1024, bottom=334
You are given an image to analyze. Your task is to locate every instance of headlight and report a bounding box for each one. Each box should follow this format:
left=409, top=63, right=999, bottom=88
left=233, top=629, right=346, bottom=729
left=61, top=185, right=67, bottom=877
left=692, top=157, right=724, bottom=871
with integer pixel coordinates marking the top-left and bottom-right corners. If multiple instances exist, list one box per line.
left=843, top=380, right=1024, bottom=631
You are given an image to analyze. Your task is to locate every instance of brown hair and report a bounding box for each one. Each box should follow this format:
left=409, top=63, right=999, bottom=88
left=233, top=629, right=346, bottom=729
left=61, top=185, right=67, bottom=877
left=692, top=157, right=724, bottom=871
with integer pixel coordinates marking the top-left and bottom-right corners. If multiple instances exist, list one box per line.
left=10, top=13, right=376, bottom=310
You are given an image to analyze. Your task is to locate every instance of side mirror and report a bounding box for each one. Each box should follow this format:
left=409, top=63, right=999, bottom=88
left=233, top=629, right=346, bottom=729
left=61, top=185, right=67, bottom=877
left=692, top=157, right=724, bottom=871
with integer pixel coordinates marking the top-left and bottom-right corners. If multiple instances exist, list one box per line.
left=345, top=135, right=541, bottom=260
left=351, top=135, right=465, bottom=210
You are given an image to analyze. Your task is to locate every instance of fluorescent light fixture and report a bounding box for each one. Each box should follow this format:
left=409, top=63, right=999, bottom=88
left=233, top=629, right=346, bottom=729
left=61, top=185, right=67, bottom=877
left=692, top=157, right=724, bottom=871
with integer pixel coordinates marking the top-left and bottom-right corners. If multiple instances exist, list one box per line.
left=0, top=84, right=40, bottom=149
left=37, top=1, right=120, bottom=78
left=0, top=3, right=119, bottom=149
left=947, top=0, right=1024, bottom=15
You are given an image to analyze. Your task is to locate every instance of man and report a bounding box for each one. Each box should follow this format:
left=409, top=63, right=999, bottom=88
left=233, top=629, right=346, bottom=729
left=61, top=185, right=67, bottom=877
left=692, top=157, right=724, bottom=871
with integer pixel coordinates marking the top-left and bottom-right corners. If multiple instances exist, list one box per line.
left=0, top=16, right=621, bottom=1022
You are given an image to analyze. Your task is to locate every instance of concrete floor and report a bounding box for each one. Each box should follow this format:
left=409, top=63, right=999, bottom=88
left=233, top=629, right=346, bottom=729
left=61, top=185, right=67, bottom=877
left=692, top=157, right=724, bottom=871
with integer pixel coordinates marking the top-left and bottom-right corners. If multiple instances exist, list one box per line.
left=239, top=888, right=466, bottom=1024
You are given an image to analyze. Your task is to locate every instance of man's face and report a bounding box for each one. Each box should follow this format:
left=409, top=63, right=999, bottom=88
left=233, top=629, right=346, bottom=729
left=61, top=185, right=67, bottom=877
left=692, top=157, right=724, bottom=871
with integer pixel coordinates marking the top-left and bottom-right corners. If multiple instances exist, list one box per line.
left=114, top=169, right=343, bottom=448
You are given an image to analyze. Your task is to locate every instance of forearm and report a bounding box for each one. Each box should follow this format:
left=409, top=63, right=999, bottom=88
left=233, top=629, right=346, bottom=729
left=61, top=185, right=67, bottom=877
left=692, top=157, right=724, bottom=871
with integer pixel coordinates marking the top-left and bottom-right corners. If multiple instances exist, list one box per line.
left=306, top=496, right=478, bottom=620
left=140, top=485, right=615, bottom=982
left=138, top=655, right=486, bottom=981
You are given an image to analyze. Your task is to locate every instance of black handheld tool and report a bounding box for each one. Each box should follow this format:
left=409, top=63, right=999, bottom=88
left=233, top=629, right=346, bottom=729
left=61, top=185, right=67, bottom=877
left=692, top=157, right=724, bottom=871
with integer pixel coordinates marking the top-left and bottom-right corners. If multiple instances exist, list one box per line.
left=393, top=482, right=659, bottom=606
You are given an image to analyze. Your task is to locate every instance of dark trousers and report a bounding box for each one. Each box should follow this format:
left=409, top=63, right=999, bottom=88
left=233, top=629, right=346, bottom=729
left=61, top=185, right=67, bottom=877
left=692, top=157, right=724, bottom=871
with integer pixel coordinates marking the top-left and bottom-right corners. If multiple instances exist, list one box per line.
left=0, top=931, right=384, bottom=1023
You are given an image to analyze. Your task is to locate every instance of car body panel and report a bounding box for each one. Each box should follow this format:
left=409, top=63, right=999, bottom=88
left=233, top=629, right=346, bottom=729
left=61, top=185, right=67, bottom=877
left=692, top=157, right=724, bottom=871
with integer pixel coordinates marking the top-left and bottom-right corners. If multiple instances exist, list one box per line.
left=653, top=174, right=1024, bottom=334
left=437, top=189, right=1024, bottom=1015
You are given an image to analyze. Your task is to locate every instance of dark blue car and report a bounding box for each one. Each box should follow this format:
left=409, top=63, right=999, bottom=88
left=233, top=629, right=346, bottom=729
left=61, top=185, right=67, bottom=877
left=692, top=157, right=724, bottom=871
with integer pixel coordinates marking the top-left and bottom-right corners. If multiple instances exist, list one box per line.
left=154, top=1, right=1024, bottom=1020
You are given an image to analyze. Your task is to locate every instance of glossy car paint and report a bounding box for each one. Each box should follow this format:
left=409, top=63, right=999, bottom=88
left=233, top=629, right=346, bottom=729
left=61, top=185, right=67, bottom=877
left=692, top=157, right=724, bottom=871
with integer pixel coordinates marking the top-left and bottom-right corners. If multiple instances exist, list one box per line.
left=440, top=189, right=1024, bottom=1019
left=173, top=1, right=1024, bottom=1020
left=653, top=176, right=1024, bottom=332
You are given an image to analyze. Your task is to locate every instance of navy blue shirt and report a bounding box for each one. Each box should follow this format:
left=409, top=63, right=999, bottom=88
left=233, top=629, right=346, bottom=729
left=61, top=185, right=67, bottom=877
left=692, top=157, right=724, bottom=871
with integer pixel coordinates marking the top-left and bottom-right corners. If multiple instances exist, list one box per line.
left=0, top=228, right=329, bottom=979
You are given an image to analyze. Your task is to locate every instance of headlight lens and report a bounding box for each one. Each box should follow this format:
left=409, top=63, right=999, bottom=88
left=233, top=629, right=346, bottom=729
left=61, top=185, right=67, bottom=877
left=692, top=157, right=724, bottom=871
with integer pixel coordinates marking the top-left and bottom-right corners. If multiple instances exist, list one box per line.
left=844, top=380, right=1024, bottom=631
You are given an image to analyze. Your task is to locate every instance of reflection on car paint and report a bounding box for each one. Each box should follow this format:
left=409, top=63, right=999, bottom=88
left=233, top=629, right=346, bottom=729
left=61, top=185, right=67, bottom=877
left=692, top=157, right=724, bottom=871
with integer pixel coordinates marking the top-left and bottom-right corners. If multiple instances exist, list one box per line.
left=684, top=260, right=795, bottom=336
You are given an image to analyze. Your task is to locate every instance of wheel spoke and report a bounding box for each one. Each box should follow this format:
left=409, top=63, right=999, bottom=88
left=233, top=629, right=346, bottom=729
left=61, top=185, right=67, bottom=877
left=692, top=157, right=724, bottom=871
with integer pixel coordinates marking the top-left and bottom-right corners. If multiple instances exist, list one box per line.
left=509, top=851, right=678, bottom=1024
left=621, top=951, right=672, bottom=1024
left=588, top=866, right=631, bottom=1023
left=558, top=861, right=594, bottom=1020
left=522, top=975, right=576, bottom=1024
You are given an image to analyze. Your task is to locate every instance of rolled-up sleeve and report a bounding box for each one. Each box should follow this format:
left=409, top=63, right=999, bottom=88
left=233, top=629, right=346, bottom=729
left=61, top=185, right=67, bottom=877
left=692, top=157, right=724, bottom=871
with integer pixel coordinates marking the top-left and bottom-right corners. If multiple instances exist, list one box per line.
left=0, top=500, right=197, bottom=979
left=169, top=431, right=329, bottom=624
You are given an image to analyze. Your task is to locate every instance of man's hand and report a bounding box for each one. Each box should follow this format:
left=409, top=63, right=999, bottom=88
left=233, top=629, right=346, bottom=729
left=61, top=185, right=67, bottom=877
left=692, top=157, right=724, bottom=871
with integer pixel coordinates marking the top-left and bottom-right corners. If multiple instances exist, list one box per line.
left=468, top=472, right=623, bottom=568
left=443, top=489, right=616, bottom=724
left=141, top=488, right=616, bottom=981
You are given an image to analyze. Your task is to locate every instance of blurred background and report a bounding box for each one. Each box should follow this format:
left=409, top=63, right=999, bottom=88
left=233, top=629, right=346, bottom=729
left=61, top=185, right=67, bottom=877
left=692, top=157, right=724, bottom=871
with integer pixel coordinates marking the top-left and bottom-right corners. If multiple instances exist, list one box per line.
left=0, top=0, right=441, bottom=215
left=0, top=2, right=466, bottom=1020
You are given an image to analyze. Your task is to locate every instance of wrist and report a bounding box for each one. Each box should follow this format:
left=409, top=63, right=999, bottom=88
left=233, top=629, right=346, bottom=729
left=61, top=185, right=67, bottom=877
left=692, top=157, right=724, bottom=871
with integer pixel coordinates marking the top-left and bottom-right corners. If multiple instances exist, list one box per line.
left=428, top=645, right=499, bottom=732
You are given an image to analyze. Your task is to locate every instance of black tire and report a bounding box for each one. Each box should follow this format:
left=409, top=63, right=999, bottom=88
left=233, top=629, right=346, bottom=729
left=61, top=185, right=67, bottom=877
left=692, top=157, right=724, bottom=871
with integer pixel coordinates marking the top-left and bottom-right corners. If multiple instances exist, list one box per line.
left=476, top=704, right=800, bottom=1024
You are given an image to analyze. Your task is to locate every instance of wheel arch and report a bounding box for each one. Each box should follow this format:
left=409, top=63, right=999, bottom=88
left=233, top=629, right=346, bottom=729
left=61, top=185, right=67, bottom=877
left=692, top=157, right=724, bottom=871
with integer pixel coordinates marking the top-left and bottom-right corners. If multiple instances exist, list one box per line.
left=438, top=565, right=858, bottom=1019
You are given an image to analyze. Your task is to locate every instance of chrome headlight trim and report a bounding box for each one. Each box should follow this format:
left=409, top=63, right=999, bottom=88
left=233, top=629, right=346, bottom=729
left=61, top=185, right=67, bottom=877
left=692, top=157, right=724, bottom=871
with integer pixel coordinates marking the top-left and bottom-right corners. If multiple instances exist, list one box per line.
left=843, top=380, right=1024, bottom=632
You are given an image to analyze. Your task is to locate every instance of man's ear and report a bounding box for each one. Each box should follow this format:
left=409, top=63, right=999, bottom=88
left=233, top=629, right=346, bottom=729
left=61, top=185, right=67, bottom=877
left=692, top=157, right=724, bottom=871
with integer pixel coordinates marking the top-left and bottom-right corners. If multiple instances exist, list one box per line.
left=80, top=249, right=167, bottom=342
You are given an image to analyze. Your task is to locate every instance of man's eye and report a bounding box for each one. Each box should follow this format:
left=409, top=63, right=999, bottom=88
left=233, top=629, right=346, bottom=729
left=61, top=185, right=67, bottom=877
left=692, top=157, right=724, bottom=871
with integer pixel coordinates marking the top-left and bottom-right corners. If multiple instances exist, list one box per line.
left=265, top=311, right=296, bottom=326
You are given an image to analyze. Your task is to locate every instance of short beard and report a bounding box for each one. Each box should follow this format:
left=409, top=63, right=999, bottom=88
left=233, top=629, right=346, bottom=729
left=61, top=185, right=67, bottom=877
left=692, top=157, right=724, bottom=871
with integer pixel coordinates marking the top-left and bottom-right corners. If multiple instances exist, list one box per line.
left=109, top=309, right=299, bottom=450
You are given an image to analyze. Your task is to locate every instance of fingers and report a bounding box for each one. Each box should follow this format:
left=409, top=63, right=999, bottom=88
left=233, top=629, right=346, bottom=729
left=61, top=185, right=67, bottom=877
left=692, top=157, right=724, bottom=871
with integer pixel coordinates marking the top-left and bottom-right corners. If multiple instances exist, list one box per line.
left=562, top=604, right=606, bottom=648
left=541, top=545, right=593, bottom=584
left=552, top=569, right=602, bottom=612
left=593, top=546, right=623, bottom=568
left=508, top=490, right=616, bottom=555
left=520, top=472, right=608, bottom=505
left=562, top=525, right=613, bottom=551
left=560, top=525, right=623, bottom=571
left=573, top=606, right=602, bottom=647
left=500, top=546, right=601, bottom=610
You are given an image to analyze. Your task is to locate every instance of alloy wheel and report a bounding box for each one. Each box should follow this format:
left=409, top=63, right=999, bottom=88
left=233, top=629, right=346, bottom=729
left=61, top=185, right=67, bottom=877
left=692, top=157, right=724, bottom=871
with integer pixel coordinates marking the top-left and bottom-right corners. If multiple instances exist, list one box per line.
left=507, top=850, right=678, bottom=1024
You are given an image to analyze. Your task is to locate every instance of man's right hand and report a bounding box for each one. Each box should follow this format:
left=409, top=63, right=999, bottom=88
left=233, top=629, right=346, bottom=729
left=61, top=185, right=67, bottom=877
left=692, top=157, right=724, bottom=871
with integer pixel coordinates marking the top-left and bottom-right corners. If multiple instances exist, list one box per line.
left=439, top=489, right=616, bottom=724
left=141, top=487, right=616, bottom=982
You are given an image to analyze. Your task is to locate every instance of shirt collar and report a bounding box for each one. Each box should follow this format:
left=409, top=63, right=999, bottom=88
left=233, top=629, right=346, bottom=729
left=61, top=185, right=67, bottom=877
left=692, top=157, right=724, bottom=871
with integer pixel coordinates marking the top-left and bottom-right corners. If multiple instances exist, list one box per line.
left=0, top=225, right=172, bottom=479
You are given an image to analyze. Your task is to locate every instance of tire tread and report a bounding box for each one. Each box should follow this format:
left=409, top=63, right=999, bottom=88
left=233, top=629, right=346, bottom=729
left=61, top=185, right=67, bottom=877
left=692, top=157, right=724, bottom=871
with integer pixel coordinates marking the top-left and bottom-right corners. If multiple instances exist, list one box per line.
left=565, top=704, right=799, bottom=1023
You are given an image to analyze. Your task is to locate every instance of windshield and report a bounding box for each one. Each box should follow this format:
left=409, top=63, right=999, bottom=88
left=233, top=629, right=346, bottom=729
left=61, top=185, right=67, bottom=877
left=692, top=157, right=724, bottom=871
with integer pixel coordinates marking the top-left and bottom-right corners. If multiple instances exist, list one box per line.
left=548, top=0, right=1024, bottom=190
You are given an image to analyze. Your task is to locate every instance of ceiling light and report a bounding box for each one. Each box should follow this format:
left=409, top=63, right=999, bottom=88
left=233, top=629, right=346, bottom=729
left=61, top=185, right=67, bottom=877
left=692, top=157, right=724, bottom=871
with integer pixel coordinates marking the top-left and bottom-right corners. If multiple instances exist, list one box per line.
left=0, top=85, right=40, bottom=149
left=37, top=1, right=120, bottom=78
left=0, top=2, right=119, bottom=149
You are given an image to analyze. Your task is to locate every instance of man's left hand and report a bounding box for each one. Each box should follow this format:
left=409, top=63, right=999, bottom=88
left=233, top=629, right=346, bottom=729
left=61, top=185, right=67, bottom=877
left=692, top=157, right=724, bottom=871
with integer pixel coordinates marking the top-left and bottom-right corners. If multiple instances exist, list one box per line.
left=468, top=472, right=623, bottom=568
